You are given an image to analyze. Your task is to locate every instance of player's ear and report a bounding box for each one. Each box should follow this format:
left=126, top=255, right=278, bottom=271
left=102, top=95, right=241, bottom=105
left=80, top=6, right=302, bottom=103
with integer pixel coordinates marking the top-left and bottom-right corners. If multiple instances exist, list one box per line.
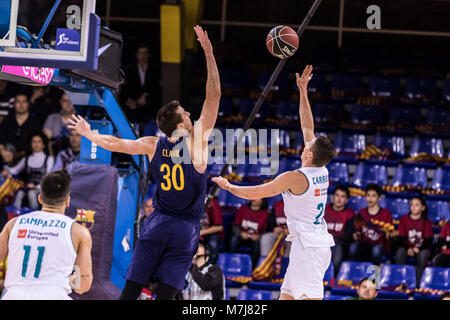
left=38, top=194, right=43, bottom=205
left=66, top=196, right=71, bottom=208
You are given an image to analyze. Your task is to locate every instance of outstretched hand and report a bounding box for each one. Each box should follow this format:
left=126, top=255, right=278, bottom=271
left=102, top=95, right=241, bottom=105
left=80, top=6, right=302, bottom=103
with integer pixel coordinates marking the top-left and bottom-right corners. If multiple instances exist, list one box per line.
left=194, top=25, right=213, bottom=55
left=67, top=114, right=91, bottom=137
left=296, top=65, right=313, bottom=92
left=211, top=176, right=231, bottom=191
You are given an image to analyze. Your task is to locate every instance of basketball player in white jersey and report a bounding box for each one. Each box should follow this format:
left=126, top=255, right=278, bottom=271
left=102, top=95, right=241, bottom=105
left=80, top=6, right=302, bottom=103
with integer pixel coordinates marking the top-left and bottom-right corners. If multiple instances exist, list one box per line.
left=213, top=65, right=336, bottom=300
left=0, top=170, right=93, bottom=300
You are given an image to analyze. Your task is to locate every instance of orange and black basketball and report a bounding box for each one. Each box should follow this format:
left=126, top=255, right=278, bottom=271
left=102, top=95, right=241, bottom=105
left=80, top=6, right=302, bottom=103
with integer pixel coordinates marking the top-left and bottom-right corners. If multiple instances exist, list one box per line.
left=266, top=25, right=299, bottom=59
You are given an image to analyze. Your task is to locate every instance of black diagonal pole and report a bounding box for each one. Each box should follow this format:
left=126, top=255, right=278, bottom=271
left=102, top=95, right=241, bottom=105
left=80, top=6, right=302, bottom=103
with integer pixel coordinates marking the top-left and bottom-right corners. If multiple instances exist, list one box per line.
left=204, top=0, right=323, bottom=210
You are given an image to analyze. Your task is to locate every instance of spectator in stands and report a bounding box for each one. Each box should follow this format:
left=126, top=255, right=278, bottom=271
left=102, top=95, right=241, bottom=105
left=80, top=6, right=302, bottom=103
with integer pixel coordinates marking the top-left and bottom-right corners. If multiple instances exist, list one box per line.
left=348, top=184, right=393, bottom=265
left=0, top=143, right=16, bottom=172
left=29, top=86, right=59, bottom=126
left=260, top=200, right=290, bottom=257
left=200, top=198, right=224, bottom=264
left=432, top=220, right=450, bottom=268
left=0, top=80, right=16, bottom=123
left=1, top=132, right=54, bottom=209
left=52, top=129, right=81, bottom=171
left=138, top=198, right=154, bottom=238
left=324, top=185, right=355, bottom=277
left=43, top=93, right=75, bottom=153
left=347, top=277, right=378, bottom=300
left=393, top=196, right=433, bottom=286
left=180, top=242, right=225, bottom=300
left=231, top=198, right=269, bottom=267
left=121, top=43, right=161, bottom=124
left=0, top=93, right=41, bottom=158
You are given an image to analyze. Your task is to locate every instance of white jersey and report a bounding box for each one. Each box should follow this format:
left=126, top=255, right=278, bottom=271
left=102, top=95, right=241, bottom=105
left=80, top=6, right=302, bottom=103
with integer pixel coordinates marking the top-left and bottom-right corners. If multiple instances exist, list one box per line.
left=282, top=166, right=335, bottom=248
left=4, top=211, right=77, bottom=297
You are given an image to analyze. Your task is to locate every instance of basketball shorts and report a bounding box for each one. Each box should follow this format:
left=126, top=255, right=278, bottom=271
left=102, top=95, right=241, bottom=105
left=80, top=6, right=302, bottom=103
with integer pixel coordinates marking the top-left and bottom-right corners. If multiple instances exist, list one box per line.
left=1, top=286, right=72, bottom=300
left=280, top=237, right=331, bottom=299
left=125, top=210, right=200, bottom=292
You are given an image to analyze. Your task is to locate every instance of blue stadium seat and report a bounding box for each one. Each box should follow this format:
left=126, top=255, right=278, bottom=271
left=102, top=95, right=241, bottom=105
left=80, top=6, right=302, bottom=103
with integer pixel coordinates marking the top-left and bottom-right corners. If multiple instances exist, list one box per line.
left=257, top=70, right=289, bottom=91
left=378, top=264, right=416, bottom=299
left=237, top=289, right=272, bottom=300
left=405, top=78, right=438, bottom=99
left=408, top=137, right=444, bottom=158
left=388, top=107, right=422, bottom=129
left=326, top=161, right=349, bottom=186
left=431, top=167, right=450, bottom=191
left=142, top=121, right=165, bottom=137
left=378, top=198, right=410, bottom=221
left=372, top=135, right=406, bottom=159
left=426, top=201, right=450, bottom=225
left=323, top=294, right=353, bottom=300
left=369, top=76, right=400, bottom=97
left=324, top=263, right=335, bottom=288
left=221, top=68, right=251, bottom=89
left=206, top=160, right=231, bottom=177
left=334, top=133, right=366, bottom=162
left=313, top=103, right=345, bottom=127
left=275, top=101, right=298, bottom=120
left=350, top=105, right=382, bottom=125
left=247, top=256, right=289, bottom=291
left=347, top=196, right=367, bottom=213
left=267, top=194, right=283, bottom=211
left=217, top=253, right=253, bottom=288
left=391, top=165, right=428, bottom=189
left=306, top=73, right=326, bottom=93
left=218, top=97, right=234, bottom=117
left=352, top=163, right=388, bottom=189
left=237, top=98, right=271, bottom=118
left=426, top=107, right=450, bottom=126
left=331, top=261, right=373, bottom=296
left=271, top=129, right=291, bottom=150
left=413, top=267, right=450, bottom=300
left=218, top=190, right=248, bottom=209
left=331, top=73, right=364, bottom=99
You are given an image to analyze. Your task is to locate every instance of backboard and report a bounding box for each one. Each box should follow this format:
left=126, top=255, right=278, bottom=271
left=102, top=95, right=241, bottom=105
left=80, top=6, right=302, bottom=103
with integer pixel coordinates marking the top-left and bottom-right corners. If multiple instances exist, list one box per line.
left=0, top=0, right=99, bottom=70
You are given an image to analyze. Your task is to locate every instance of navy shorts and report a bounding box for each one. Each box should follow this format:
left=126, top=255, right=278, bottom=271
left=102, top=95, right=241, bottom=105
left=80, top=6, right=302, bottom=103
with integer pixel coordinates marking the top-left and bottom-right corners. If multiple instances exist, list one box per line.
left=125, top=211, right=200, bottom=291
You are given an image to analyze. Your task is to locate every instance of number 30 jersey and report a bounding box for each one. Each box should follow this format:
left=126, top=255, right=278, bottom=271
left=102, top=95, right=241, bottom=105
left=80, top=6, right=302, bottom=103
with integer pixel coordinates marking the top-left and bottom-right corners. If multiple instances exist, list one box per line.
left=149, top=137, right=207, bottom=222
left=4, top=211, right=76, bottom=294
left=282, top=166, right=335, bottom=248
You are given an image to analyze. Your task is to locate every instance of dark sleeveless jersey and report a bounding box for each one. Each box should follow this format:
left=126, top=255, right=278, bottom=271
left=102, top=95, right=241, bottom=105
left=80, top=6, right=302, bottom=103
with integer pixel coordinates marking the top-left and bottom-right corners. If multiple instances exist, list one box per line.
left=149, top=137, right=207, bottom=223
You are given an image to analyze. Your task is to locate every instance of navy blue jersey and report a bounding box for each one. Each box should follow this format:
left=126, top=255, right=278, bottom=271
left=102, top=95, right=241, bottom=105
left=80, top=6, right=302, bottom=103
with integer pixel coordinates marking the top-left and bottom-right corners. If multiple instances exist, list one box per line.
left=149, top=137, right=207, bottom=222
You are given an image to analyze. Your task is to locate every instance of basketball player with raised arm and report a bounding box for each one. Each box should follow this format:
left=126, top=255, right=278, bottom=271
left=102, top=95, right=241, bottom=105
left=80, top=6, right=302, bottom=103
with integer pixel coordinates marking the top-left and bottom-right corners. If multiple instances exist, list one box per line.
left=68, top=26, right=221, bottom=300
left=213, top=65, right=336, bottom=300
left=0, top=170, right=93, bottom=300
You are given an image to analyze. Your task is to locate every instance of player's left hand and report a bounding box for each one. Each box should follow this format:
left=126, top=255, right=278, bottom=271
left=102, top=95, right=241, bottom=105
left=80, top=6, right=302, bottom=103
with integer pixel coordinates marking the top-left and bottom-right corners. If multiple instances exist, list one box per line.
left=194, top=25, right=213, bottom=55
left=211, top=176, right=231, bottom=190
left=68, top=114, right=91, bottom=137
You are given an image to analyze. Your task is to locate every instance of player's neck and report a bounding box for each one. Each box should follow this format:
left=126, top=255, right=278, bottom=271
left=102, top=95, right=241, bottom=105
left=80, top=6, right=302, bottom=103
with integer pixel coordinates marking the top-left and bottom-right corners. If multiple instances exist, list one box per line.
left=41, top=206, right=65, bottom=214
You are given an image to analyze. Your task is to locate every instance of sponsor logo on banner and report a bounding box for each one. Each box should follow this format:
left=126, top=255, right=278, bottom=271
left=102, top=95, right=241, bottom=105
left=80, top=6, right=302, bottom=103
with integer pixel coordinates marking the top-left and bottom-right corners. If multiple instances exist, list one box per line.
left=0, top=66, right=55, bottom=85
left=17, top=229, right=27, bottom=238
left=55, top=28, right=80, bottom=51
left=75, top=209, right=96, bottom=230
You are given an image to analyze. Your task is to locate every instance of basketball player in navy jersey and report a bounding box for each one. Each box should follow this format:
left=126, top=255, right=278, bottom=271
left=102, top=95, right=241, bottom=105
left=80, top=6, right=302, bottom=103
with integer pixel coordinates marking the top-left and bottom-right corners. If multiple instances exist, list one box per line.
left=68, top=25, right=221, bottom=300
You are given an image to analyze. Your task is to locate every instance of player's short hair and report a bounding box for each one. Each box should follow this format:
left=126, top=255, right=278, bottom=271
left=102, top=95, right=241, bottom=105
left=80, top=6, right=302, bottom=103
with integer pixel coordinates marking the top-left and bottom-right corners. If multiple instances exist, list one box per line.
left=365, top=184, right=383, bottom=197
left=156, top=100, right=184, bottom=137
left=311, top=136, right=336, bottom=167
left=40, top=169, right=71, bottom=207
left=334, top=185, right=350, bottom=198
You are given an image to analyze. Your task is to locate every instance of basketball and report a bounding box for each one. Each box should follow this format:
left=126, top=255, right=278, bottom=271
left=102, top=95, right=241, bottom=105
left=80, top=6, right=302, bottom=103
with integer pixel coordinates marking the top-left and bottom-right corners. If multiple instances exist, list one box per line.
left=266, top=25, right=299, bottom=59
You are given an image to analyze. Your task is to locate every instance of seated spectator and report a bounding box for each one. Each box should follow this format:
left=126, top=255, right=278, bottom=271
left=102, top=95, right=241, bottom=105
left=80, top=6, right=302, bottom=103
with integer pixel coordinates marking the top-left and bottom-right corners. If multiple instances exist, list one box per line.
left=347, top=277, right=378, bottom=300
left=1, top=132, right=54, bottom=209
left=0, top=143, right=16, bottom=172
left=393, top=196, right=433, bottom=286
left=348, top=184, right=393, bottom=265
left=52, top=129, right=81, bottom=171
left=260, top=200, right=290, bottom=258
left=43, top=93, right=75, bottom=153
left=138, top=198, right=155, bottom=238
left=180, top=242, right=225, bottom=300
left=200, top=198, right=224, bottom=264
left=29, top=86, right=59, bottom=125
left=324, top=185, right=355, bottom=277
left=432, top=220, right=450, bottom=268
left=0, top=93, right=41, bottom=158
left=231, top=198, right=269, bottom=267
left=0, top=80, right=16, bottom=123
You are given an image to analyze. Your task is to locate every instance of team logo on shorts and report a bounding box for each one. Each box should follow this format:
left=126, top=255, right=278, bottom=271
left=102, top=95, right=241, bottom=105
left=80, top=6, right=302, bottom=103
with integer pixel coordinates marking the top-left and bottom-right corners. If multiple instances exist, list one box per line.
left=75, top=209, right=96, bottom=230
left=17, top=229, right=27, bottom=238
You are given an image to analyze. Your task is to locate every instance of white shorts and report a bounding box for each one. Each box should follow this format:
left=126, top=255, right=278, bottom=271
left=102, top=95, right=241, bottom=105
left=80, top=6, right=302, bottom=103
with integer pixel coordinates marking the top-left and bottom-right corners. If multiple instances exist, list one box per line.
left=280, top=238, right=332, bottom=300
left=1, top=286, right=72, bottom=300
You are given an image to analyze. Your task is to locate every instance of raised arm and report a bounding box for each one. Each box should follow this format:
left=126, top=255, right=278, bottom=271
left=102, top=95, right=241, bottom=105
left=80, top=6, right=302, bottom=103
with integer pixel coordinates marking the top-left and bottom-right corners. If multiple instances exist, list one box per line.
left=212, top=171, right=308, bottom=200
left=68, top=115, right=158, bottom=156
left=194, top=25, right=221, bottom=136
left=296, top=65, right=315, bottom=144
